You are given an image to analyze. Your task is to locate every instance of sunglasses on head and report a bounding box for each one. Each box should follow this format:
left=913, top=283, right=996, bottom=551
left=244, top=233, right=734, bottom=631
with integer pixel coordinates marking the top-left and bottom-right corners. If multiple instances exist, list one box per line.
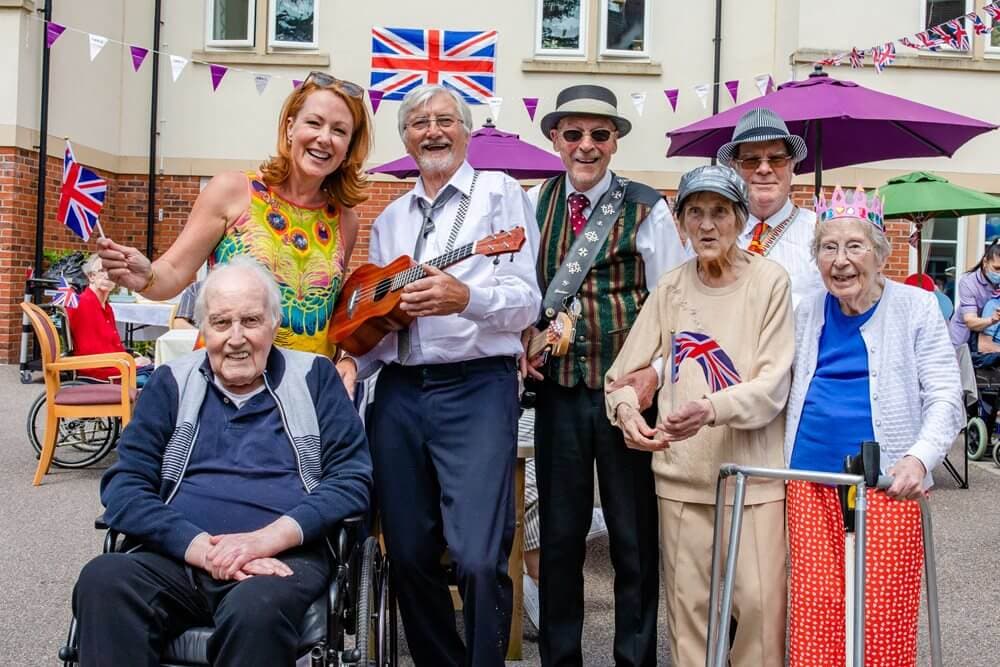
left=302, top=71, right=364, bottom=98
left=560, top=128, right=614, bottom=144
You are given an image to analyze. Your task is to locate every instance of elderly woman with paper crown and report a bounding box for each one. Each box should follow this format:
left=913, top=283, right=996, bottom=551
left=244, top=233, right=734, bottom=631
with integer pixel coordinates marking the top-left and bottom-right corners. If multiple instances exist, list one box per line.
left=605, top=164, right=794, bottom=667
left=784, top=187, right=963, bottom=667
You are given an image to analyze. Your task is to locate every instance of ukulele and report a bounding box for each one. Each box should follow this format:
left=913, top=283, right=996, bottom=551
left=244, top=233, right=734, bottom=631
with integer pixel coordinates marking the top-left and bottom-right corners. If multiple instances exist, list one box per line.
left=526, top=302, right=580, bottom=361
left=330, top=227, right=527, bottom=355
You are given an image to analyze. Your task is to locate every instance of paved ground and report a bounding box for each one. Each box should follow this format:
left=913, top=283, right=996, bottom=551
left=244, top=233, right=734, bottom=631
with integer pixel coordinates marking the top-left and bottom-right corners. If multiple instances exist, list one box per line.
left=1, top=362, right=998, bottom=665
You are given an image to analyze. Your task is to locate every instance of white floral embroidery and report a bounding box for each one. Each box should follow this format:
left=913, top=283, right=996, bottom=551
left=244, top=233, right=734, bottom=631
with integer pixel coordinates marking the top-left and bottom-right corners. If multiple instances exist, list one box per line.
left=601, top=203, right=614, bottom=215
left=562, top=279, right=570, bottom=286
left=578, top=247, right=588, bottom=257
left=567, top=262, right=581, bottom=274
left=612, top=190, right=623, bottom=200
left=585, top=231, right=599, bottom=243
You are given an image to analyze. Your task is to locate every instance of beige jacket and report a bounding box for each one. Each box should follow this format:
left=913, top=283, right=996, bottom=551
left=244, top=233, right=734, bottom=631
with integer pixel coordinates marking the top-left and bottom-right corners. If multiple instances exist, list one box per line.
left=605, top=253, right=794, bottom=505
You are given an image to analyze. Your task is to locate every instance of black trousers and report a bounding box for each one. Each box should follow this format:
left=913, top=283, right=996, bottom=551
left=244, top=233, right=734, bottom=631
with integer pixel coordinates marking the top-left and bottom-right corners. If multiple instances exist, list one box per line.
left=368, top=357, right=518, bottom=667
left=535, top=379, right=660, bottom=667
left=72, top=544, right=329, bottom=667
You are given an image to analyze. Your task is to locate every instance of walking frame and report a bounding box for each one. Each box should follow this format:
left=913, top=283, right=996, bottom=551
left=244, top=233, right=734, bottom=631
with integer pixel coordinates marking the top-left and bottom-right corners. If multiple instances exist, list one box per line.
left=705, top=461, right=943, bottom=667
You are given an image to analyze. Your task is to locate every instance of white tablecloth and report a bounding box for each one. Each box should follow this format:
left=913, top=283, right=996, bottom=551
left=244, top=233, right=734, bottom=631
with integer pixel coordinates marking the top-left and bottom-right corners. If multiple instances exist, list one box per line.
left=154, top=329, right=200, bottom=366
left=111, top=301, right=176, bottom=327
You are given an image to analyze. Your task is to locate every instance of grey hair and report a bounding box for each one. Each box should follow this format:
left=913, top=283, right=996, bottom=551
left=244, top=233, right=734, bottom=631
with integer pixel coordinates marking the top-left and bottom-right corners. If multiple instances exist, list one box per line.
left=82, top=253, right=102, bottom=277
left=811, top=219, right=892, bottom=265
left=397, top=84, right=473, bottom=139
left=194, top=255, right=283, bottom=330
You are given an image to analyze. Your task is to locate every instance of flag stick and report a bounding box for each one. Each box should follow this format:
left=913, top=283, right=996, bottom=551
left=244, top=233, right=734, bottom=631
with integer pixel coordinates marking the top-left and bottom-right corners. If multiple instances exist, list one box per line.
left=94, top=220, right=106, bottom=239
left=669, top=329, right=676, bottom=415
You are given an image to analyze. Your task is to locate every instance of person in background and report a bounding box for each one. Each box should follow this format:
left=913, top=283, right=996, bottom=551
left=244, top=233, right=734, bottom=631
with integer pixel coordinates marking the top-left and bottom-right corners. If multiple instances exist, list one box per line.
left=67, top=254, right=152, bottom=385
left=947, top=240, right=1000, bottom=360
left=171, top=281, right=201, bottom=330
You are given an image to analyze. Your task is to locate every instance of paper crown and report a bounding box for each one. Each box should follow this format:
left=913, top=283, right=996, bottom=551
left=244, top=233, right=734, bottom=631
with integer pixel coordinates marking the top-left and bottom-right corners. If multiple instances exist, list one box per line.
left=814, top=186, right=884, bottom=231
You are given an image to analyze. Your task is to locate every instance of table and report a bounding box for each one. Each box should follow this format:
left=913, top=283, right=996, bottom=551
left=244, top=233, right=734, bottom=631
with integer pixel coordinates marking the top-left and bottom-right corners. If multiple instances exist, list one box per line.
left=154, top=329, right=200, bottom=366
left=111, top=301, right=176, bottom=346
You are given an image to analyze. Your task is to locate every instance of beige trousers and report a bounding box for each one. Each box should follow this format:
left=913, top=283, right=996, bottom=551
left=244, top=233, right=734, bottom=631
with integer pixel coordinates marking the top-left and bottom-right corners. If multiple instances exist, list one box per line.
left=659, top=498, right=786, bottom=667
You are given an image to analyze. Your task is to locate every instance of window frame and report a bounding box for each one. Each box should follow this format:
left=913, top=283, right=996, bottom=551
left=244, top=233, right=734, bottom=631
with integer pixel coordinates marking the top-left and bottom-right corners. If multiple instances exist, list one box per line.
left=919, top=0, right=974, bottom=54
left=267, top=0, right=319, bottom=50
left=205, top=0, right=256, bottom=49
left=598, top=0, right=650, bottom=58
left=535, top=0, right=589, bottom=58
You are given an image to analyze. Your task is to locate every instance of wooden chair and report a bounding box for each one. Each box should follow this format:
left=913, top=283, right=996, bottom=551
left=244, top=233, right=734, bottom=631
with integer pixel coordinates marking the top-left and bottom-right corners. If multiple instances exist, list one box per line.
left=21, top=301, right=137, bottom=486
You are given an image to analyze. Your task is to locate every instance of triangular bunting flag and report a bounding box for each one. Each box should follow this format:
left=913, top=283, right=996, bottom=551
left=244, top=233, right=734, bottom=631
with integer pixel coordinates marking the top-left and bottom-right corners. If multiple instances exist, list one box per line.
left=724, top=80, right=739, bottom=103
left=693, top=84, right=711, bottom=110
left=292, top=79, right=303, bottom=88
left=46, top=22, right=65, bottom=48
left=629, top=91, right=646, bottom=117
left=368, top=89, right=384, bottom=114
left=968, top=12, right=990, bottom=36
left=523, top=97, right=539, bottom=121
left=169, top=55, right=188, bottom=82
left=88, top=34, right=108, bottom=62
left=850, top=47, right=865, bottom=68
left=664, top=89, right=679, bottom=112
left=254, top=74, right=271, bottom=95
left=129, top=45, right=149, bottom=72
left=486, top=97, right=503, bottom=122
left=753, top=74, right=771, bottom=97
left=209, top=64, right=228, bottom=91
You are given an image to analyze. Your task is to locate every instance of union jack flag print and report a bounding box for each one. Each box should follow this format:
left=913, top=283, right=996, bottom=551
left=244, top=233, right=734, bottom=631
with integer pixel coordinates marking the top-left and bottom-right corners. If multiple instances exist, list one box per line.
left=672, top=331, right=741, bottom=393
left=51, top=274, right=79, bottom=309
left=57, top=141, right=107, bottom=242
left=872, top=42, right=896, bottom=73
left=370, top=26, right=497, bottom=104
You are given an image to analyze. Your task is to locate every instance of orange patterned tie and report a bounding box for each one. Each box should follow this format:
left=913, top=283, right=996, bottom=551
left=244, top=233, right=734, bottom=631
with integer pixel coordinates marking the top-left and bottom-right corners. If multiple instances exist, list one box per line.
left=747, top=221, right=769, bottom=255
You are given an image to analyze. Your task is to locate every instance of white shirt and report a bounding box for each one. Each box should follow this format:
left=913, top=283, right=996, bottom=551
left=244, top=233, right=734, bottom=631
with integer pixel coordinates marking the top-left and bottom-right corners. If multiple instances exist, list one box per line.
left=738, top=199, right=823, bottom=309
left=527, top=171, right=689, bottom=289
left=358, top=161, right=541, bottom=372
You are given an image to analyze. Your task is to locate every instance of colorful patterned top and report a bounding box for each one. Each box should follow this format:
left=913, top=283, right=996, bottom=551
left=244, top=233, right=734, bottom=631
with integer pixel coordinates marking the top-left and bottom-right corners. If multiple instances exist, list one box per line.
left=211, top=173, right=344, bottom=357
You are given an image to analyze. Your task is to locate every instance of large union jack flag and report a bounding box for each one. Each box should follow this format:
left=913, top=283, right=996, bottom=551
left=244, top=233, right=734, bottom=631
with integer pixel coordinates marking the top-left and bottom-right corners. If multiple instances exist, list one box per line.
left=57, top=141, right=107, bottom=242
left=370, top=26, right=497, bottom=104
left=671, top=331, right=742, bottom=393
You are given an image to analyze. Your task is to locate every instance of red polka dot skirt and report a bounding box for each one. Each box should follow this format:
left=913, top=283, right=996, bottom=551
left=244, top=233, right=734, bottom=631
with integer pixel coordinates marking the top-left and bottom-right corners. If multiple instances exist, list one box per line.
left=787, top=480, right=924, bottom=667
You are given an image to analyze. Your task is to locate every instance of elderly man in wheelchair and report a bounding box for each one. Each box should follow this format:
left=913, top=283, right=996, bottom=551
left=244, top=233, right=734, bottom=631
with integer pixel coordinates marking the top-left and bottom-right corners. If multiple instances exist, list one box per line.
left=66, top=257, right=373, bottom=667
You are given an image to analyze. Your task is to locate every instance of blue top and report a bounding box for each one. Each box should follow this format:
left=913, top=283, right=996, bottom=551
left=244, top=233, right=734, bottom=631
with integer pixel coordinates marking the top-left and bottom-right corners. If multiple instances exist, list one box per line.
left=982, top=297, right=1000, bottom=341
left=790, top=293, right=878, bottom=473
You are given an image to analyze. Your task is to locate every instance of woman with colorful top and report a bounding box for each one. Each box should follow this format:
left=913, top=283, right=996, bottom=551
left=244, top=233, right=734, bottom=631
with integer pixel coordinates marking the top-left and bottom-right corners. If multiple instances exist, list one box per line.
left=605, top=165, right=794, bottom=666
left=97, top=72, right=371, bottom=385
left=784, top=186, right=964, bottom=667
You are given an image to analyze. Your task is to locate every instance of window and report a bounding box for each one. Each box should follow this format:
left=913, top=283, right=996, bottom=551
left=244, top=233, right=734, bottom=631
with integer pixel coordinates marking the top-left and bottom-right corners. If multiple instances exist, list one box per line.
left=537, top=0, right=587, bottom=56
left=534, top=0, right=650, bottom=59
left=918, top=217, right=960, bottom=303
left=601, top=0, right=648, bottom=56
left=206, top=0, right=318, bottom=50
left=921, top=0, right=973, bottom=52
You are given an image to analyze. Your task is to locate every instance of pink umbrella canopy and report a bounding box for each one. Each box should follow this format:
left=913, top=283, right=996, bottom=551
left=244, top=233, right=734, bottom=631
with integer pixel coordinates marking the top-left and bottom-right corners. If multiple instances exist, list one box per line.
left=666, top=67, right=997, bottom=192
left=369, top=120, right=565, bottom=180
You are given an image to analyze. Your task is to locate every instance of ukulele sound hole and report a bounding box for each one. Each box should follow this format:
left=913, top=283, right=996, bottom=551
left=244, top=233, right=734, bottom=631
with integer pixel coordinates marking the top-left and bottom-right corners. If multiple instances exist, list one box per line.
left=373, top=278, right=392, bottom=302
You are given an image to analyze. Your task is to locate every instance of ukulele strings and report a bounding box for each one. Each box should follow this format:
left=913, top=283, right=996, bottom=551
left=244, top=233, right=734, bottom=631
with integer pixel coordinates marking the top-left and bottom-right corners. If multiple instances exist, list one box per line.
left=350, top=242, right=476, bottom=302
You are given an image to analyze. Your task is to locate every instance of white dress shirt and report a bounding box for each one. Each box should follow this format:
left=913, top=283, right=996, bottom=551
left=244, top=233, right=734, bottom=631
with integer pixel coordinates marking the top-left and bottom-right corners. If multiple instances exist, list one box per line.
left=738, top=199, right=823, bottom=309
left=358, top=161, right=541, bottom=372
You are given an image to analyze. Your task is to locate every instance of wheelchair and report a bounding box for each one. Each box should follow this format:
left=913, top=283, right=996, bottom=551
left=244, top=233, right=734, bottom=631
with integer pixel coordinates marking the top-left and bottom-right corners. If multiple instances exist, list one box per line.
left=58, top=516, right=397, bottom=667
left=966, top=366, right=1000, bottom=466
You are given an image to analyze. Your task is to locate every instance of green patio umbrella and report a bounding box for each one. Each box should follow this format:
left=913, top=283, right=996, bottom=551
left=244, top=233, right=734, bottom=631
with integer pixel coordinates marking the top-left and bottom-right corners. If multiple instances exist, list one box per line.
left=880, top=171, right=1000, bottom=275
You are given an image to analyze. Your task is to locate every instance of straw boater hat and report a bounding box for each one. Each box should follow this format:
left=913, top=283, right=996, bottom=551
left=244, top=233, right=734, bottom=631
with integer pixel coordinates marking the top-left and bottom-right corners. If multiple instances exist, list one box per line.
left=540, top=85, right=632, bottom=139
left=715, top=107, right=808, bottom=165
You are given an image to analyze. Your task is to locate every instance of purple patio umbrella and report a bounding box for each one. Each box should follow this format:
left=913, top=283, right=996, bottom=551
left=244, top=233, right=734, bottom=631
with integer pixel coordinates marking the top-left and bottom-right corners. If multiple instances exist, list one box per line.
left=369, top=119, right=565, bottom=180
left=666, top=67, right=997, bottom=194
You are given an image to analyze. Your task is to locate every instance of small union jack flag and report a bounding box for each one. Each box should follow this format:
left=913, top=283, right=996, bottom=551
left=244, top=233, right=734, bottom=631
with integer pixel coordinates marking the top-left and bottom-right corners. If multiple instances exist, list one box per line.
left=985, top=2, right=1000, bottom=25
left=912, top=30, right=943, bottom=51
left=370, top=26, right=497, bottom=104
left=51, top=274, right=79, bottom=309
left=872, top=42, right=896, bottom=74
left=57, top=141, right=107, bottom=241
left=932, top=19, right=970, bottom=50
left=672, top=331, right=742, bottom=393
left=967, top=12, right=990, bottom=35
left=849, top=47, right=865, bottom=68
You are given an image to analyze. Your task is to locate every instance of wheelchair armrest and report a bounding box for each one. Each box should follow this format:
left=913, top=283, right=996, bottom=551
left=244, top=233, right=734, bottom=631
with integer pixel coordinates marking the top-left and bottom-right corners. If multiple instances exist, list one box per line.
left=94, top=513, right=126, bottom=554
left=332, top=515, right=365, bottom=565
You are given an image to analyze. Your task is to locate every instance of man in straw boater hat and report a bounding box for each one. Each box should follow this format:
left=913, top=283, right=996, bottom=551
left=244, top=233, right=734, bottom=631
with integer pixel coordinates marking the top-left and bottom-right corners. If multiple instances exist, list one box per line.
left=522, top=84, right=687, bottom=665
left=717, top=107, right=822, bottom=307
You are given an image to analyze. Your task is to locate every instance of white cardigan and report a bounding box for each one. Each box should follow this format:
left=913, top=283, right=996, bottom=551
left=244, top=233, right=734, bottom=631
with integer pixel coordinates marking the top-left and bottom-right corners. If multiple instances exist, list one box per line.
left=785, top=280, right=964, bottom=488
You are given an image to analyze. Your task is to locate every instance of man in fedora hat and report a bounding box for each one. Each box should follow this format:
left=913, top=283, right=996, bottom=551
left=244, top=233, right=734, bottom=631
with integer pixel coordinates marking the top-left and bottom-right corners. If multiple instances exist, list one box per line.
left=522, top=84, right=686, bottom=666
left=718, top=107, right=821, bottom=307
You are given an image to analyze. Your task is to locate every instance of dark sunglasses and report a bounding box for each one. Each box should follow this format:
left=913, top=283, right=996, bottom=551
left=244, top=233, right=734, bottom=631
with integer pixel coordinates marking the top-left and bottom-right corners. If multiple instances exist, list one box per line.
left=560, top=128, right=614, bottom=144
left=303, top=71, right=364, bottom=98
left=734, top=154, right=791, bottom=171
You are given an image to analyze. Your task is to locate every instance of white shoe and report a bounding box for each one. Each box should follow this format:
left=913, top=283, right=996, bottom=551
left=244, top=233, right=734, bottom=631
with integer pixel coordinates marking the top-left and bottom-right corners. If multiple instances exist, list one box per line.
left=522, top=572, right=540, bottom=630
left=586, top=508, right=607, bottom=541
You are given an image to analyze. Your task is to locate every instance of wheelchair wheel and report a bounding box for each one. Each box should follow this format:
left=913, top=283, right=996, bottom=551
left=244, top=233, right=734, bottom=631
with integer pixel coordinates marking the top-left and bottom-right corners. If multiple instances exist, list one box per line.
left=993, top=435, right=1000, bottom=468
left=354, top=536, right=390, bottom=666
left=27, top=387, right=119, bottom=468
left=966, top=417, right=988, bottom=461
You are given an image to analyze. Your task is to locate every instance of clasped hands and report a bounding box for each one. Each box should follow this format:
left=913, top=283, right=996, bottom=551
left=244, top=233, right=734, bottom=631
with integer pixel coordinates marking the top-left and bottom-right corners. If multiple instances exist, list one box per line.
left=186, top=525, right=294, bottom=582
left=614, top=399, right=716, bottom=452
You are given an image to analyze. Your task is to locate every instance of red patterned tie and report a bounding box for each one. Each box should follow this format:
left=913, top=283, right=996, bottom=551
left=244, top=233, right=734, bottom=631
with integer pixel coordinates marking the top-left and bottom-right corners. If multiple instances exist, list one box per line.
left=568, top=192, right=590, bottom=235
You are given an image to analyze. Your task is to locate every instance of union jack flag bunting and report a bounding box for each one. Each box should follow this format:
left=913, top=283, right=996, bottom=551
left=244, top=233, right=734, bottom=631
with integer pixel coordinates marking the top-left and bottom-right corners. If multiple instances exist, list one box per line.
left=985, top=3, right=1000, bottom=25
left=370, top=26, right=497, bottom=104
left=872, top=42, right=896, bottom=73
left=672, top=331, right=742, bottom=393
left=57, top=141, right=107, bottom=242
left=849, top=47, right=865, bottom=68
left=931, top=19, right=970, bottom=50
left=912, top=30, right=943, bottom=50
left=967, top=12, right=990, bottom=35
left=51, top=274, right=79, bottom=309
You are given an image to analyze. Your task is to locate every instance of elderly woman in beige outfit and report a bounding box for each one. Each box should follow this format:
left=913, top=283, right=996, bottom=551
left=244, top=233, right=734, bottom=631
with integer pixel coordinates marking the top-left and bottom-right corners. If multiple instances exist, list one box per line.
left=605, top=165, right=794, bottom=666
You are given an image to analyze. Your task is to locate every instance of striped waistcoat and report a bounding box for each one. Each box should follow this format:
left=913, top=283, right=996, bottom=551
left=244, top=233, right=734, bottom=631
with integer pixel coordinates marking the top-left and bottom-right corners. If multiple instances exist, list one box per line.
left=536, top=175, right=656, bottom=389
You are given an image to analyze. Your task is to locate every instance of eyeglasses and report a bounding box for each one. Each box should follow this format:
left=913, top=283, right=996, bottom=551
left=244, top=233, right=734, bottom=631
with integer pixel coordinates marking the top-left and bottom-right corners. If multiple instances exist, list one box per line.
left=405, top=116, right=462, bottom=132
left=302, top=71, right=364, bottom=98
left=735, top=154, right=791, bottom=171
left=560, top=128, right=614, bottom=144
left=207, top=314, right=268, bottom=333
left=818, top=241, right=871, bottom=259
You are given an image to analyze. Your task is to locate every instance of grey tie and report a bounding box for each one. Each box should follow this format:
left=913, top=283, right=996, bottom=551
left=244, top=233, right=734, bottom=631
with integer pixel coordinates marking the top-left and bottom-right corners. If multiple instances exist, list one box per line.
left=397, top=188, right=455, bottom=364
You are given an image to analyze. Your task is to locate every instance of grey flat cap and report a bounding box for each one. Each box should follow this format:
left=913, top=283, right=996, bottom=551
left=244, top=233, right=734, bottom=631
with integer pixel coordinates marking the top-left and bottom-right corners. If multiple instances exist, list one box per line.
left=673, top=165, right=749, bottom=217
left=540, top=84, right=632, bottom=139
left=716, top=107, right=807, bottom=165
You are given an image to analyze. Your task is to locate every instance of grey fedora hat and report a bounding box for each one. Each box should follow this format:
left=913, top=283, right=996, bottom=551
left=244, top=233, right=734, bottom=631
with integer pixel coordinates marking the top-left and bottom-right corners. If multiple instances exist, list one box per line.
left=540, top=85, right=632, bottom=139
left=673, top=165, right=749, bottom=218
left=715, top=107, right=808, bottom=165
